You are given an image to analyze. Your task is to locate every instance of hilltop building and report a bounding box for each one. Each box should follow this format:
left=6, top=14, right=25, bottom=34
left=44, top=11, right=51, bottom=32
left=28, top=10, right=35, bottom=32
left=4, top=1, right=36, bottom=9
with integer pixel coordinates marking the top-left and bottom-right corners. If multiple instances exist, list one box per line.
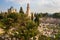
left=8, top=6, right=17, bottom=13
left=7, top=3, right=34, bottom=19
left=26, top=3, right=31, bottom=19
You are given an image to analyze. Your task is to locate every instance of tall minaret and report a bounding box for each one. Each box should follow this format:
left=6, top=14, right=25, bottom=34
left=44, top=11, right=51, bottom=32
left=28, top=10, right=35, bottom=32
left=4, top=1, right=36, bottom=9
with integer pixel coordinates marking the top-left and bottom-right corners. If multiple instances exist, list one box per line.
left=26, top=3, right=31, bottom=18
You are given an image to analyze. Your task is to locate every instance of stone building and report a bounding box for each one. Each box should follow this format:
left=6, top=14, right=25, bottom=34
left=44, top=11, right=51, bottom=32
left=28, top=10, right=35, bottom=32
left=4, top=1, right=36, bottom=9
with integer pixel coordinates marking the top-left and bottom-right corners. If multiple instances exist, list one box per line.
left=8, top=6, right=17, bottom=13
left=26, top=3, right=31, bottom=19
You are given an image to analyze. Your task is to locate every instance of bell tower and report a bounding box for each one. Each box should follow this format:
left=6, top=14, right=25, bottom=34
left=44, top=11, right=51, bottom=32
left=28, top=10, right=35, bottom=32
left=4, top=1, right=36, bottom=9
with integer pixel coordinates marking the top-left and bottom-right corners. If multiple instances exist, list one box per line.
left=26, top=3, right=31, bottom=18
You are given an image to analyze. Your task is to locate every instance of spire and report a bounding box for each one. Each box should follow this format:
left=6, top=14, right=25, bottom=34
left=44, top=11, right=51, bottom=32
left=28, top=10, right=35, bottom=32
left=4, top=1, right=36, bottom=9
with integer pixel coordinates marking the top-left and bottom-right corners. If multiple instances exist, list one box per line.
left=27, top=3, right=29, bottom=9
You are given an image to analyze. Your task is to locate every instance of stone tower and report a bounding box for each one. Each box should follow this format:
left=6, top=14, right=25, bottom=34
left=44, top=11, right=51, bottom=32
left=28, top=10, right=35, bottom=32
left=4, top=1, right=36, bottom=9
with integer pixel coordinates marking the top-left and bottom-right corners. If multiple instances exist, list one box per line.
left=26, top=3, right=31, bottom=18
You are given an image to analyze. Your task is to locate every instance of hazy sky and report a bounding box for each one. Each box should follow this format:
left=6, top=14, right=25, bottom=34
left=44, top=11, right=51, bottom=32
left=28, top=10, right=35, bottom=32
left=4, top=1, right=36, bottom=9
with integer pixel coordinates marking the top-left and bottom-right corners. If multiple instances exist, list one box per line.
left=0, top=0, right=60, bottom=13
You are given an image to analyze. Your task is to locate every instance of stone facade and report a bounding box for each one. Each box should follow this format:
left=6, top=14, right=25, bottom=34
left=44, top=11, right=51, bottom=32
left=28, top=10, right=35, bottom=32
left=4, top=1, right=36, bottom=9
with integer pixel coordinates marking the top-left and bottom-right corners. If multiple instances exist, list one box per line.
left=26, top=3, right=31, bottom=19
left=8, top=7, right=16, bottom=13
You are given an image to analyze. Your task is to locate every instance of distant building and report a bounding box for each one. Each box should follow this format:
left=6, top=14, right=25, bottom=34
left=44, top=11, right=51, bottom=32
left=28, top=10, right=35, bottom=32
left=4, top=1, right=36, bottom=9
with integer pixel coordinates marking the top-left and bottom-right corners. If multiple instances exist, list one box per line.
left=26, top=3, right=31, bottom=19
left=8, top=6, right=17, bottom=13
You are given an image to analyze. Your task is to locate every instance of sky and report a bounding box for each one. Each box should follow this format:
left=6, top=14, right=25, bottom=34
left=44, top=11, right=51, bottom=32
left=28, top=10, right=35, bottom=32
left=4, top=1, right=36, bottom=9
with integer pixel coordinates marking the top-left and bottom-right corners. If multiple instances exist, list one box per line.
left=0, top=0, right=60, bottom=13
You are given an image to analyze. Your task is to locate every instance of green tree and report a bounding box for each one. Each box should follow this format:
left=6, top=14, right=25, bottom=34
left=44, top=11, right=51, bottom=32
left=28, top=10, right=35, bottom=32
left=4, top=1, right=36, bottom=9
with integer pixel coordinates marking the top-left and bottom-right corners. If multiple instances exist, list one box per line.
left=53, top=13, right=60, bottom=18
left=7, top=13, right=18, bottom=22
left=0, top=14, right=3, bottom=19
left=34, top=14, right=39, bottom=25
left=1, top=13, right=39, bottom=40
left=55, top=33, right=60, bottom=40
left=19, top=7, right=24, bottom=14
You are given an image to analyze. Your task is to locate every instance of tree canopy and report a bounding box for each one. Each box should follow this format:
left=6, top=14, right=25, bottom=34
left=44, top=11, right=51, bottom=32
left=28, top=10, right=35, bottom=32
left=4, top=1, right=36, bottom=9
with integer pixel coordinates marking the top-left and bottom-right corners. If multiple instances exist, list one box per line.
left=0, top=12, right=38, bottom=40
left=19, top=7, right=24, bottom=14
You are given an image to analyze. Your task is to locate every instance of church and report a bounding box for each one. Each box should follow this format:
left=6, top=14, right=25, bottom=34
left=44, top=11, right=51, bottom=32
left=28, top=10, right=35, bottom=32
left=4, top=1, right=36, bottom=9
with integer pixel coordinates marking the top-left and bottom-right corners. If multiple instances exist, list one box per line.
left=26, top=3, right=34, bottom=20
left=26, top=3, right=31, bottom=19
left=8, top=3, right=35, bottom=19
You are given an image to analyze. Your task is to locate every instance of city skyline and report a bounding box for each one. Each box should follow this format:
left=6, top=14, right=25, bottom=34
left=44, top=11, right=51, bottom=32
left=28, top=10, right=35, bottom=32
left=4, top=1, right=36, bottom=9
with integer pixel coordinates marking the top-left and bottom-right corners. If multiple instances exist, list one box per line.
left=0, top=0, right=60, bottom=13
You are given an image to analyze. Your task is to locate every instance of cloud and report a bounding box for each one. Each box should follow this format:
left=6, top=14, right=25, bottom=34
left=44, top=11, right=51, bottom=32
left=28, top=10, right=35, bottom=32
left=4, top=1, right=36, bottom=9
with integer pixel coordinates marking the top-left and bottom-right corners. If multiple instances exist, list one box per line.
left=31, top=0, right=60, bottom=13
left=5, top=0, right=60, bottom=7
left=6, top=0, right=30, bottom=4
left=5, top=0, right=60, bottom=13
